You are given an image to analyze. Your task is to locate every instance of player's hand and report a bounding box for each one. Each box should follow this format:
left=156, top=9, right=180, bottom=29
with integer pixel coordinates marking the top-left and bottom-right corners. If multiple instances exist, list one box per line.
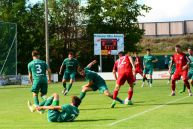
left=182, top=65, right=188, bottom=70
left=36, top=106, right=42, bottom=111
left=48, top=79, right=51, bottom=84
left=59, top=72, right=62, bottom=75
left=92, top=60, right=97, bottom=64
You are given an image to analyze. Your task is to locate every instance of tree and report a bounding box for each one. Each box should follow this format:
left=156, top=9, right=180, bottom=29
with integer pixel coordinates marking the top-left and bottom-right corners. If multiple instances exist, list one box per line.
left=83, top=0, right=151, bottom=52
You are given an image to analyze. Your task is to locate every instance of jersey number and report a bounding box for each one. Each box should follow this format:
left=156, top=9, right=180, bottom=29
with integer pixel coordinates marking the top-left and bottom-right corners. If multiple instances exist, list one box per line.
left=118, top=56, right=126, bottom=68
left=35, top=64, right=42, bottom=74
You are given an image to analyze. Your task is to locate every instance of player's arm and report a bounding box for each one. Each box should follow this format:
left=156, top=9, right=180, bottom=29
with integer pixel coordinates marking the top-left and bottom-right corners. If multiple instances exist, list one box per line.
left=47, top=68, right=51, bottom=83
left=36, top=105, right=61, bottom=110
left=28, top=72, right=33, bottom=84
left=59, top=64, right=64, bottom=75
left=182, top=55, right=191, bottom=70
left=112, top=69, right=117, bottom=80
left=87, top=60, right=97, bottom=68
left=169, top=56, right=174, bottom=72
left=83, top=81, right=94, bottom=87
left=129, top=56, right=135, bottom=72
left=143, top=57, right=146, bottom=68
left=152, top=56, right=158, bottom=63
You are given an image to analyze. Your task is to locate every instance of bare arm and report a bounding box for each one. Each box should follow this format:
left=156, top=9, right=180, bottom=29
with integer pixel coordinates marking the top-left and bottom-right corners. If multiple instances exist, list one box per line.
left=152, top=58, right=158, bottom=63
left=113, top=69, right=117, bottom=80
left=47, top=68, right=51, bottom=83
left=84, top=81, right=94, bottom=87
left=36, top=105, right=61, bottom=110
left=87, top=60, right=97, bottom=68
left=59, top=65, right=64, bottom=75
left=28, top=72, right=33, bottom=84
left=129, top=56, right=135, bottom=71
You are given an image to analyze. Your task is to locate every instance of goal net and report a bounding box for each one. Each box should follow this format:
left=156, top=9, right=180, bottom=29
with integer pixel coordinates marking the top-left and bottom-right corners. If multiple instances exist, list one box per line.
left=0, top=21, right=19, bottom=86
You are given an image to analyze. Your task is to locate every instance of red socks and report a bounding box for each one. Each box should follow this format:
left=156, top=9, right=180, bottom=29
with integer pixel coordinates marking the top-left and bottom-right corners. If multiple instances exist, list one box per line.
left=128, top=90, right=133, bottom=100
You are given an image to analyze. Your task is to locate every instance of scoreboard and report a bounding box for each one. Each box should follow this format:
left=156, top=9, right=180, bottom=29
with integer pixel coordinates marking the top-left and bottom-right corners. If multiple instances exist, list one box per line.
left=94, top=34, right=124, bottom=55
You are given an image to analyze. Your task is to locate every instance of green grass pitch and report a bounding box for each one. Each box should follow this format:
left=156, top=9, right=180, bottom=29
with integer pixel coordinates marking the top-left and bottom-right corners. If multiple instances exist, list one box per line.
left=0, top=80, right=193, bottom=129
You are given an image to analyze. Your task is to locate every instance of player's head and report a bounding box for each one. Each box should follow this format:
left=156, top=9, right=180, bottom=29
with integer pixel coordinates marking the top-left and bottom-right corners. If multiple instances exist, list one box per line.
left=188, top=47, right=193, bottom=55
left=146, top=49, right=151, bottom=55
left=68, top=52, right=74, bottom=59
left=32, top=50, right=40, bottom=59
left=134, top=52, right=138, bottom=57
left=175, top=45, right=181, bottom=53
left=71, top=96, right=81, bottom=107
left=118, top=51, right=125, bottom=57
left=77, top=66, right=85, bottom=76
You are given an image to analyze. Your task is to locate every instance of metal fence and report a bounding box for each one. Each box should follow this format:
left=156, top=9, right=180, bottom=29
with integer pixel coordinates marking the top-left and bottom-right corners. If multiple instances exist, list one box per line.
left=139, top=20, right=193, bottom=37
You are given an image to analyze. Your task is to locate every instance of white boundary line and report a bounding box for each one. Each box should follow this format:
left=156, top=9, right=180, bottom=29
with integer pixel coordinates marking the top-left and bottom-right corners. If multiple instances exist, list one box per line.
left=108, top=96, right=189, bottom=126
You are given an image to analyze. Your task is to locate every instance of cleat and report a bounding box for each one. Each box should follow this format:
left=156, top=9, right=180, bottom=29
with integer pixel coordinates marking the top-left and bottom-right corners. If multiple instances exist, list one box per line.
left=62, top=89, right=66, bottom=94
left=170, top=92, right=176, bottom=96
left=127, top=100, right=133, bottom=105
left=111, top=100, right=116, bottom=108
left=149, top=84, right=152, bottom=87
left=27, top=101, right=36, bottom=112
left=141, top=83, right=144, bottom=87
left=64, top=90, right=68, bottom=96
left=189, top=93, right=192, bottom=96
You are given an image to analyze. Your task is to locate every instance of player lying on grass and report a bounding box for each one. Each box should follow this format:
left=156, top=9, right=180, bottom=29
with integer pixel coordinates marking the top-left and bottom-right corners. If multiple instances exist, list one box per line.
left=77, top=60, right=124, bottom=106
left=28, top=50, right=51, bottom=108
left=28, top=93, right=81, bottom=122
left=169, top=45, right=192, bottom=96
left=112, top=51, right=135, bottom=108
left=179, top=47, right=193, bottom=93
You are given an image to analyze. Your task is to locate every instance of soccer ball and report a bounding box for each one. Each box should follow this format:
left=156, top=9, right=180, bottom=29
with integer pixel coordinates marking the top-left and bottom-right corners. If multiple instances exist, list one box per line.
left=124, top=97, right=128, bottom=104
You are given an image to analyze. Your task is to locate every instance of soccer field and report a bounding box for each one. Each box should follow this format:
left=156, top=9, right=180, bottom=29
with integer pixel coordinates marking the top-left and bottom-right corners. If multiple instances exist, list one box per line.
left=0, top=80, right=193, bottom=129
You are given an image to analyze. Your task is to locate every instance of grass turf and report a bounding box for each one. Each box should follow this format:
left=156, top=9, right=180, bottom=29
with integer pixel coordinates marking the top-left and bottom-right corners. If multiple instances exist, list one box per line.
left=0, top=80, right=193, bottom=129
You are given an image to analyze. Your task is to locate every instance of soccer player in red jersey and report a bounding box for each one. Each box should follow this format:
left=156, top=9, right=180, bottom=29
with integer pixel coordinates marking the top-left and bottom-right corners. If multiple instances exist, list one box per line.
left=169, top=45, right=192, bottom=96
left=111, top=51, right=135, bottom=108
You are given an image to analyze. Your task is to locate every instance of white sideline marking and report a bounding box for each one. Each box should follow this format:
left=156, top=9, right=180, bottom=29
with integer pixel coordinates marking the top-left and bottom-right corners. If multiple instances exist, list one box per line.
left=108, top=96, right=189, bottom=126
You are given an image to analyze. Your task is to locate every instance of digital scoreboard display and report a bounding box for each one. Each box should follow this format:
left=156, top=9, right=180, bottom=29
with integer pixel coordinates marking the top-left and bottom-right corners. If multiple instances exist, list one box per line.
left=101, top=39, right=117, bottom=50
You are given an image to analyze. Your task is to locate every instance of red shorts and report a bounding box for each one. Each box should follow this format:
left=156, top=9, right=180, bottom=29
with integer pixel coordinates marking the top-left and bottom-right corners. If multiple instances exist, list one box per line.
left=135, top=68, right=142, bottom=74
left=172, top=70, right=188, bottom=81
left=117, top=72, right=135, bottom=86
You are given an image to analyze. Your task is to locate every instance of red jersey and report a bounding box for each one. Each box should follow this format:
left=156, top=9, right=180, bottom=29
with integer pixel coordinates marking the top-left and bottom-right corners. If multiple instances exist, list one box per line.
left=173, top=52, right=189, bottom=71
left=135, top=56, right=141, bottom=70
left=113, top=55, right=132, bottom=74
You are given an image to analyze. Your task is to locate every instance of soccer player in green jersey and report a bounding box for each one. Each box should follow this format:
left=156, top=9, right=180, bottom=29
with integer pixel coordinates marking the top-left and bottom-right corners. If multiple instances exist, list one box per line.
left=34, top=93, right=81, bottom=122
left=142, top=49, right=158, bottom=87
left=27, top=50, right=51, bottom=111
left=77, top=60, right=124, bottom=106
left=180, top=47, right=193, bottom=93
left=59, top=52, right=80, bottom=95
left=168, top=56, right=176, bottom=84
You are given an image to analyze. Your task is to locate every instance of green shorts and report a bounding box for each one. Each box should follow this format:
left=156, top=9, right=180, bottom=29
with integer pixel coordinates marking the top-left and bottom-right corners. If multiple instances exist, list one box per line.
left=31, top=81, right=48, bottom=95
left=47, top=100, right=60, bottom=122
left=63, top=71, right=76, bottom=80
left=188, top=71, right=193, bottom=80
left=90, top=83, right=108, bottom=94
left=143, top=67, right=153, bottom=75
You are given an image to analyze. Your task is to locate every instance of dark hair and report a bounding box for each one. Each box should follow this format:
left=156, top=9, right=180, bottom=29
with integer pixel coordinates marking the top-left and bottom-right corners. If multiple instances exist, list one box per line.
left=118, top=51, right=125, bottom=56
left=188, top=47, right=193, bottom=51
left=175, top=44, right=181, bottom=48
left=146, top=48, right=151, bottom=51
left=72, top=96, right=81, bottom=107
left=68, top=52, right=74, bottom=56
left=77, top=66, right=84, bottom=73
left=32, top=50, right=39, bottom=57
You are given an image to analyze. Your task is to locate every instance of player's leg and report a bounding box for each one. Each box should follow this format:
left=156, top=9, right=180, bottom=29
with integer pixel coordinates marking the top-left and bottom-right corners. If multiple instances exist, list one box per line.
left=103, top=89, right=123, bottom=104
left=182, top=71, right=192, bottom=96
left=39, top=83, right=48, bottom=106
left=62, top=71, right=69, bottom=95
left=79, top=86, right=93, bottom=100
left=126, top=73, right=135, bottom=105
left=27, top=92, right=39, bottom=112
left=142, top=73, right=147, bottom=87
left=65, top=72, right=76, bottom=95
left=171, top=72, right=180, bottom=96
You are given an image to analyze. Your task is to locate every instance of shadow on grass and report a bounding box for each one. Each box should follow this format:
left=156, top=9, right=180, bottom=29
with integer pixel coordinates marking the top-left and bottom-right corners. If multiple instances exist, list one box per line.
left=75, top=118, right=115, bottom=122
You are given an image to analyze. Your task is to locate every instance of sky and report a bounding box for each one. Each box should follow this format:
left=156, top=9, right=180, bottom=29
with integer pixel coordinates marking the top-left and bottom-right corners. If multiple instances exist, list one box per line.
left=29, top=0, right=193, bottom=22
